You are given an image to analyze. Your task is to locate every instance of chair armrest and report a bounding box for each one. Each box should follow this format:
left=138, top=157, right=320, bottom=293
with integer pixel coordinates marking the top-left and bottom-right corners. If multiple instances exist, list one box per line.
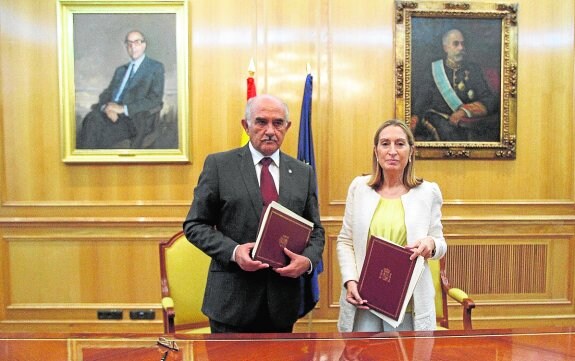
left=439, top=257, right=476, bottom=330
left=447, top=287, right=469, bottom=303
left=162, top=297, right=174, bottom=309
left=161, top=297, right=176, bottom=334
left=446, top=287, right=476, bottom=330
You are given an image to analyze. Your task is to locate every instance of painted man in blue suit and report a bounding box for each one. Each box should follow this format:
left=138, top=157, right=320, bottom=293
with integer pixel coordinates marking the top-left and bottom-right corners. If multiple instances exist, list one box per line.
left=77, top=30, right=164, bottom=149
left=183, top=94, right=325, bottom=333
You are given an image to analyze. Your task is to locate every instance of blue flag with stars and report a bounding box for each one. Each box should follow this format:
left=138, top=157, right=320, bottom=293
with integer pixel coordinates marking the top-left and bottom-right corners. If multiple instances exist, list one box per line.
left=297, top=72, right=322, bottom=318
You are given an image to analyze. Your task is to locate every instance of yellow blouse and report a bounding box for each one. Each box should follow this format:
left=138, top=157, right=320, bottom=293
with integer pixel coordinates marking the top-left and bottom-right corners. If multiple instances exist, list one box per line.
left=369, top=197, right=407, bottom=246
left=368, top=197, right=413, bottom=313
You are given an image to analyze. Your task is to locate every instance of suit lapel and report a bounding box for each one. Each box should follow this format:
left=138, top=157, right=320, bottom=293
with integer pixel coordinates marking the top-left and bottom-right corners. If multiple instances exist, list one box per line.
left=359, top=186, right=381, bottom=237
left=365, top=189, right=380, bottom=218
left=278, top=152, right=295, bottom=208
left=112, top=63, right=130, bottom=91
left=238, top=145, right=264, bottom=218
left=124, top=57, right=148, bottom=92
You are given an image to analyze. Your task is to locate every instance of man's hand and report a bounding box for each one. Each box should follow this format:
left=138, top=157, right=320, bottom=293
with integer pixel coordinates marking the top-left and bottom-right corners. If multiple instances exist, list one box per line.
left=273, top=248, right=310, bottom=278
left=235, top=242, right=269, bottom=272
left=448, top=109, right=467, bottom=126
left=104, top=102, right=125, bottom=123
left=104, top=106, right=119, bottom=122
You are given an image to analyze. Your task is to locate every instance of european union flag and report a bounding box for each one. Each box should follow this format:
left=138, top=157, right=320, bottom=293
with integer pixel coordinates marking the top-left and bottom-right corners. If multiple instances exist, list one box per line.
left=297, top=72, right=322, bottom=318
left=297, top=73, right=315, bottom=169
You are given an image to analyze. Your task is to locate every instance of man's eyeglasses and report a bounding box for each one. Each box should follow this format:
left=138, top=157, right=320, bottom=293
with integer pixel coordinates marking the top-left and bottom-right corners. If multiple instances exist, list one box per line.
left=125, top=39, right=145, bottom=46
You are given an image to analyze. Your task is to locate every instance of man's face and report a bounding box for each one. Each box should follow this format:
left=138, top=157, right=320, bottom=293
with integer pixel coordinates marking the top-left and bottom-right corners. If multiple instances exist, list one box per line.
left=241, top=96, right=291, bottom=156
left=125, top=32, right=146, bottom=61
left=443, top=30, right=465, bottom=63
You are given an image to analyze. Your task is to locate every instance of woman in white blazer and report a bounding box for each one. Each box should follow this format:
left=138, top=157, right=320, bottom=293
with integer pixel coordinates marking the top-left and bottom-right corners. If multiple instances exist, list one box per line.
left=337, top=119, right=447, bottom=332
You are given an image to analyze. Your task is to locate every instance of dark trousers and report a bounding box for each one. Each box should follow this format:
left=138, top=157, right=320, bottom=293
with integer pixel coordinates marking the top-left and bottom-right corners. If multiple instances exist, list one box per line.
left=77, top=109, right=157, bottom=149
left=77, top=110, right=135, bottom=149
left=209, top=304, right=294, bottom=333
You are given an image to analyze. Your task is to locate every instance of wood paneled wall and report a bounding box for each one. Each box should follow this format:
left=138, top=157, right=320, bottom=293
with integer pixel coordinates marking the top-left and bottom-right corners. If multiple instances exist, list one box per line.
left=0, top=0, right=574, bottom=332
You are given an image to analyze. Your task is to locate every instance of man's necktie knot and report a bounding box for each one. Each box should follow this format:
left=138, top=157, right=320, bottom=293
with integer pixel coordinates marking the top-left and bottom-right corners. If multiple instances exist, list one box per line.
left=260, top=157, right=278, bottom=207
left=260, top=157, right=272, bottom=167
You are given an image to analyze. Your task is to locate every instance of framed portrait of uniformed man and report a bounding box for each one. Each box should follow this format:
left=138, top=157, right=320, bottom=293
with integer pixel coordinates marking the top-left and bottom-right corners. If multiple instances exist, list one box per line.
left=394, top=1, right=518, bottom=159
left=58, top=0, right=189, bottom=163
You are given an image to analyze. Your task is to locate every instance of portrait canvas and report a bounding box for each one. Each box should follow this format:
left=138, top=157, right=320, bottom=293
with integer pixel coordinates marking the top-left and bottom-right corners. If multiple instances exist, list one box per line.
left=58, top=1, right=189, bottom=163
left=410, top=18, right=502, bottom=143
left=395, top=1, right=518, bottom=159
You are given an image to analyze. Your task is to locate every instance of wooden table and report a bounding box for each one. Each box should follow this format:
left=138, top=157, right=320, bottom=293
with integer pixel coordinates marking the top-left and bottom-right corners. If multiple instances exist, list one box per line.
left=1, top=327, right=574, bottom=360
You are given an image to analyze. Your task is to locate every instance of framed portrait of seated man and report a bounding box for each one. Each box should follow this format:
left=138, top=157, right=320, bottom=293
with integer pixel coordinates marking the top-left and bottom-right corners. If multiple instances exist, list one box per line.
left=58, top=0, right=189, bottom=163
left=394, top=1, right=518, bottom=159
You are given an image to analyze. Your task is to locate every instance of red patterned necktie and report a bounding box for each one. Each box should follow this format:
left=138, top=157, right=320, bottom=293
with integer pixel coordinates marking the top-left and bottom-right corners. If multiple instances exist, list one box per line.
left=260, top=157, right=278, bottom=207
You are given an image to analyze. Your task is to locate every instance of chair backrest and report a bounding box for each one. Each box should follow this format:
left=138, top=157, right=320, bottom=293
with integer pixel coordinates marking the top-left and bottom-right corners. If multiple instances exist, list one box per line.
left=429, top=258, right=449, bottom=329
left=159, top=231, right=210, bottom=332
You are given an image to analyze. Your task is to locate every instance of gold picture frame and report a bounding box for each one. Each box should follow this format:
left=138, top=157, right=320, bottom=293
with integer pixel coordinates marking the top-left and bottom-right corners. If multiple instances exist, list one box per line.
left=58, top=0, right=189, bottom=163
left=395, top=1, right=518, bottom=159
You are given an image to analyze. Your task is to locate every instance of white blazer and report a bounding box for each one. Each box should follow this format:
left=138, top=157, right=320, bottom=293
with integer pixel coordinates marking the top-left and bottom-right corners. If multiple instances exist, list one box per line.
left=337, top=175, right=447, bottom=331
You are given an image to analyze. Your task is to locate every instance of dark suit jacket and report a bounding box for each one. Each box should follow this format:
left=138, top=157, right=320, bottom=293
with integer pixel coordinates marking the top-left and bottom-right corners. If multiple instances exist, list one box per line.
left=413, top=60, right=498, bottom=117
left=412, top=59, right=499, bottom=141
left=183, top=145, right=325, bottom=329
left=77, top=55, right=164, bottom=149
left=97, top=55, right=164, bottom=116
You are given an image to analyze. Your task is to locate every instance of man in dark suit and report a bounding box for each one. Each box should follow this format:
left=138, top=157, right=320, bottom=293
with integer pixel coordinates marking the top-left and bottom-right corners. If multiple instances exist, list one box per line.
left=77, top=30, right=164, bottom=149
left=183, top=94, right=325, bottom=333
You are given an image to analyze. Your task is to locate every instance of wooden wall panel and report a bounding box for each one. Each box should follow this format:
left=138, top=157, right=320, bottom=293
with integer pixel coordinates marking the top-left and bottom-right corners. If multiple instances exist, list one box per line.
left=7, top=237, right=159, bottom=304
left=446, top=242, right=567, bottom=296
left=326, top=0, right=395, bottom=208
left=1, top=0, right=574, bottom=332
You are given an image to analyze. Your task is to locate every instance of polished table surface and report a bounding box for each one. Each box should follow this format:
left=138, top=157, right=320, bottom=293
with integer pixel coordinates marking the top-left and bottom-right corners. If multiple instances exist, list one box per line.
left=1, top=327, right=574, bottom=360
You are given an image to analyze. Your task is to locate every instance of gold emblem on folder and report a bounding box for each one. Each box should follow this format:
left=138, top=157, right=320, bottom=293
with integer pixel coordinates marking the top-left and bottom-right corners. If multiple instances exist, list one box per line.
left=278, top=234, right=289, bottom=248
left=379, top=268, right=392, bottom=283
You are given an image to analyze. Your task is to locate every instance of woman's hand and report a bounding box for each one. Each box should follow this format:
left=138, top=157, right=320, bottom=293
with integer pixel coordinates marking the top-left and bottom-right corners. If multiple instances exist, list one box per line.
left=344, top=280, right=370, bottom=309
left=405, top=236, right=436, bottom=260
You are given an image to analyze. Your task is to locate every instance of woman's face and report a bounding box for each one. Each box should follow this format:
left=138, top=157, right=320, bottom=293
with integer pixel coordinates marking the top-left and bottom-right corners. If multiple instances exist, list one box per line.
left=374, top=125, right=411, bottom=174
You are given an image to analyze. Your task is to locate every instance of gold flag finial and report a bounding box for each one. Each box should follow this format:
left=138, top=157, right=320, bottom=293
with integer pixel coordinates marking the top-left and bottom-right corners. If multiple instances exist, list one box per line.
left=248, top=58, right=256, bottom=77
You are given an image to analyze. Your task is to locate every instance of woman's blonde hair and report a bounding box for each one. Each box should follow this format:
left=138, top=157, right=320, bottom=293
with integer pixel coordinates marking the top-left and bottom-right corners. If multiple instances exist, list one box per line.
left=367, top=119, right=422, bottom=190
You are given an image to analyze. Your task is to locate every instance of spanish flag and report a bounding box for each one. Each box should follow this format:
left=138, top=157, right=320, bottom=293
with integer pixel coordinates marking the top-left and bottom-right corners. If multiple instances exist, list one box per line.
left=241, top=58, right=257, bottom=146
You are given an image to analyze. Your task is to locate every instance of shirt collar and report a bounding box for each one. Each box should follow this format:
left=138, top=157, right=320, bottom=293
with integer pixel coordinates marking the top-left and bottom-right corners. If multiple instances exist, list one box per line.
left=248, top=142, right=280, bottom=167
left=131, top=54, right=146, bottom=71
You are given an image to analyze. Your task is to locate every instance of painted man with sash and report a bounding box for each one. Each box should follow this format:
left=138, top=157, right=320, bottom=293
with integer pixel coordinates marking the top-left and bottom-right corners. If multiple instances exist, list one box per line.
left=411, top=29, right=499, bottom=142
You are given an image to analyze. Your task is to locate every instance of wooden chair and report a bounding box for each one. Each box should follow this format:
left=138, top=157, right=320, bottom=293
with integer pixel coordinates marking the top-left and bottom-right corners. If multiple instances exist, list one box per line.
left=429, top=257, right=476, bottom=330
left=159, top=231, right=211, bottom=334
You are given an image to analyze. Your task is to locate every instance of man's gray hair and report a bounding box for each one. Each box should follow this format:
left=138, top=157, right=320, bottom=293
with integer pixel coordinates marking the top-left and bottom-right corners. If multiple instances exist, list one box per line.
left=244, top=94, right=290, bottom=124
left=125, top=30, right=146, bottom=42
